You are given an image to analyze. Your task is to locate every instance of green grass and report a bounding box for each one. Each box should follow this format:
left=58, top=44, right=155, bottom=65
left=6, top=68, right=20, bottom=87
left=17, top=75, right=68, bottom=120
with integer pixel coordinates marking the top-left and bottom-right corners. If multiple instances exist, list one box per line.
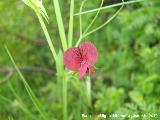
left=5, top=46, right=49, bottom=120
left=0, top=0, right=159, bottom=120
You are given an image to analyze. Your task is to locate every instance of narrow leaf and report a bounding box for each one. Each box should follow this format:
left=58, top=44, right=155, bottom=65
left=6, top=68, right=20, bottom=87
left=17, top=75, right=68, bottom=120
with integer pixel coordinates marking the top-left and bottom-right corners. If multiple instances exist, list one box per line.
left=53, top=0, right=67, bottom=51
left=5, top=45, right=49, bottom=120
left=68, top=0, right=74, bottom=47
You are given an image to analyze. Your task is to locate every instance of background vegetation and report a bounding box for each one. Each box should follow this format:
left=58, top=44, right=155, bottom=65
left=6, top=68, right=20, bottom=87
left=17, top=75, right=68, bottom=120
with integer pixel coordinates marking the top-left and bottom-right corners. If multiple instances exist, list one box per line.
left=0, top=0, right=160, bottom=120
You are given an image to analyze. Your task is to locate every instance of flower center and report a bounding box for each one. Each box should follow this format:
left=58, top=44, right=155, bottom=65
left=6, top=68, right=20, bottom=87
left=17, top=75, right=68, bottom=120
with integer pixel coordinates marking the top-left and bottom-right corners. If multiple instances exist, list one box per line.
left=81, top=60, right=87, bottom=65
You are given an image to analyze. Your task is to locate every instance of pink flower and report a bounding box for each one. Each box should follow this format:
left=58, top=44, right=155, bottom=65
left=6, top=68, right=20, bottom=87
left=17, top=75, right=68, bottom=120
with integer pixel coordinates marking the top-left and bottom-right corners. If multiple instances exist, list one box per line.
left=64, top=41, right=98, bottom=78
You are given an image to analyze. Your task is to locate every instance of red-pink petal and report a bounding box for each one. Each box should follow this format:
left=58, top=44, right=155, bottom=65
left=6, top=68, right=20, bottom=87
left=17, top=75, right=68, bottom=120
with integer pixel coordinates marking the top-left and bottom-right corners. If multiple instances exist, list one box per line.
left=64, top=47, right=82, bottom=71
left=79, top=63, right=88, bottom=78
left=88, top=65, right=95, bottom=73
left=79, top=41, right=98, bottom=65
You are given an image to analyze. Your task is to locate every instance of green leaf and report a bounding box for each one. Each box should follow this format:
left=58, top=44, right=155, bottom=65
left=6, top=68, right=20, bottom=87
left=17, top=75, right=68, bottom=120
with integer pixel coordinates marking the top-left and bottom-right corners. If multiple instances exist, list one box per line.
left=68, top=0, right=74, bottom=47
left=129, top=90, right=145, bottom=107
left=53, top=0, right=67, bottom=51
left=56, top=49, right=64, bottom=77
left=5, top=45, right=49, bottom=120
left=22, top=0, right=49, bottom=22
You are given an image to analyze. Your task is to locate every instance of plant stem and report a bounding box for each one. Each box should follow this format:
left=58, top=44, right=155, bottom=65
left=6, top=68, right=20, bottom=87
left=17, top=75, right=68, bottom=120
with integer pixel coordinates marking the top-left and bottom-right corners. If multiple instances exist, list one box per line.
left=74, top=0, right=145, bottom=16
left=76, top=36, right=83, bottom=47
left=86, top=76, right=91, bottom=107
left=63, top=76, right=68, bottom=120
left=5, top=46, right=49, bottom=120
left=76, top=0, right=124, bottom=46
left=79, top=0, right=87, bottom=40
left=53, top=0, right=67, bottom=51
left=83, top=3, right=123, bottom=38
left=83, top=0, right=104, bottom=34
left=37, top=13, right=57, bottom=61
left=68, top=0, right=74, bottom=48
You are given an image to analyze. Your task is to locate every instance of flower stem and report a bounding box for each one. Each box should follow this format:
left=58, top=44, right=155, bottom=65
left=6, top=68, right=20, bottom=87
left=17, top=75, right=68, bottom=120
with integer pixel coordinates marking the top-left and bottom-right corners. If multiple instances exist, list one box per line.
left=86, top=76, right=91, bottom=107
left=63, top=76, right=68, bottom=120
left=68, top=0, right=74, bottom=48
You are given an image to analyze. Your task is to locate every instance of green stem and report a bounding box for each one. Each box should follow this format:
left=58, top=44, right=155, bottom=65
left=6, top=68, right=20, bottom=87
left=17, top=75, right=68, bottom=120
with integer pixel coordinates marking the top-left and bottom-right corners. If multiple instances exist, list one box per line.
left=74, top=0, right=145, bottom=16
left=84, top=5, right=123, bottom=38
left=86, top=76, right=91, bottom=107
left=83, top=0, right=104, bottom=34
left=76, top=0, right=104, bottom=47
left=79, top=0, right=87, bottom=39
left=63, top=76, right=68, bottom=120
left=76, top=0, right=124, bottom=46
left=76, top=36, right=82, bottom=47
left=37, top=13, right=57, bottom=61
left=53, top=0, right=67, bottom=51
left=5, top=46, right=48, bottom=120
left=68, top=0, right=74, bottom=48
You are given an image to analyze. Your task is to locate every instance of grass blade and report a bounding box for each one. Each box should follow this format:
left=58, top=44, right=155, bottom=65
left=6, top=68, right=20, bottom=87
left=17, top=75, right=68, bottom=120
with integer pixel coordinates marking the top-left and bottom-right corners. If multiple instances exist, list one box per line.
left=68, top=0, right=74, bottom=47
left=22, top=0, right=49, bottom=22
left=22, top=0, right=57, bottom=61
left=8, top=116, right=14, bottom=120
left=8, top=83, right=36, bottom=120
left=79, top=0, right=87, bottom=40
left=37, top=13, right=57, bottom=61
left=5, top=45, right=49, bottom=120
left=0, top=95, right=12, bottom=104
left=53, top=0, right=67, bottom=51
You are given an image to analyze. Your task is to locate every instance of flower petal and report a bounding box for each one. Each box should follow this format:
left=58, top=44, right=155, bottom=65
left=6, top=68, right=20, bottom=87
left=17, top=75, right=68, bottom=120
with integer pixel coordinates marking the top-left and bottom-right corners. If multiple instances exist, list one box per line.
left=79, top=63, right=88, bottom=78
left=64, top=47, right=82, bottom=71
left=88, top=65, right=95, bottom=73
left=80, top=41, right=98, bottom=65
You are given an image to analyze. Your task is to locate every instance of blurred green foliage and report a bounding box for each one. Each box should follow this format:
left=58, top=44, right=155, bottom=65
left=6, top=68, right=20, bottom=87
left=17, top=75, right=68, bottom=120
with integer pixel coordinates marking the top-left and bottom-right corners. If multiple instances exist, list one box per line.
left=0, top=0, right=160, bottom=120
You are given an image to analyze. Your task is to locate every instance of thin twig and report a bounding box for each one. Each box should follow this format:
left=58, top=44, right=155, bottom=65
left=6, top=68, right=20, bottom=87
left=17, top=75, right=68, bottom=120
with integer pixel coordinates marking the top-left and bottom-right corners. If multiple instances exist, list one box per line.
left=0, top=27, right=47, bottom=46
left=0, top=66, right=55, bottom=85
left=0, top=70, right=13, bottom=85
left=0, top=66, right=54, bottom=74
